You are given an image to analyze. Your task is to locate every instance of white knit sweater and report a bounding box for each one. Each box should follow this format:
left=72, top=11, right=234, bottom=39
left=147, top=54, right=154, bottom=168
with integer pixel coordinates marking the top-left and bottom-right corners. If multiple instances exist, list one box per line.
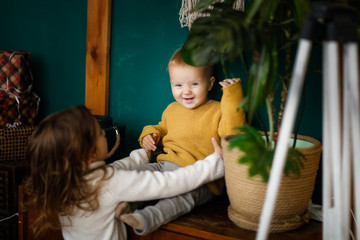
left=60, top=149, right=223, bottom=240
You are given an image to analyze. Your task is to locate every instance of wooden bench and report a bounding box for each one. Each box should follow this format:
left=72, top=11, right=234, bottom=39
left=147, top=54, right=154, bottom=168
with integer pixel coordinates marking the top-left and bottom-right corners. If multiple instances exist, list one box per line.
left=18, top=186, right=322, bottom=240
left=128, top=194, right=322, bottom=240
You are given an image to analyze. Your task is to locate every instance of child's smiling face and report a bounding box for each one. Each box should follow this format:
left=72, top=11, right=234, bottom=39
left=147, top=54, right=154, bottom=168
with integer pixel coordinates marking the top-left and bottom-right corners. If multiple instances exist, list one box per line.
left=169, top=65, right=214, bottom=109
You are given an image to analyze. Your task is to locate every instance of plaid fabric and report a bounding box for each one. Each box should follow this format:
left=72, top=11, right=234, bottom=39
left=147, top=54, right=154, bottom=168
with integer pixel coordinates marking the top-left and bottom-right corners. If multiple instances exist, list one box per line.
left=0, top=126, right=35, bottom=161
left=18, top=92, right=40, bottom=126
left=0, top=91, right=18, bottom=128
left=0, top=50, right=32, bottom=97
left=0, top=91, right=40, bottom=128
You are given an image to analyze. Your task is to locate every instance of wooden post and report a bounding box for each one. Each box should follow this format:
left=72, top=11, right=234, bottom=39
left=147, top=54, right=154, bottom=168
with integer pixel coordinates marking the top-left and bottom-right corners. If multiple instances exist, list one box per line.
left=85, top=0, right=112, bottom=115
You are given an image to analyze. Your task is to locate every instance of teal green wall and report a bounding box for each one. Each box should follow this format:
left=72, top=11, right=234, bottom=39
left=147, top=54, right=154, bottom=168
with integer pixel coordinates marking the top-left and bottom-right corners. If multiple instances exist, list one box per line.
left=109, top=1, right=190, bottom=152
left=1, top=0, right=87, bottom=118
left=0, top=0, right=191, bottom=153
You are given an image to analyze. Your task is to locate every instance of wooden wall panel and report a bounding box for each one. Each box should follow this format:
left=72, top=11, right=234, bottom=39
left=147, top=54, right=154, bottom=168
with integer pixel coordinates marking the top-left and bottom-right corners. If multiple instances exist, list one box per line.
left=85, top=0, right=112, bottom=115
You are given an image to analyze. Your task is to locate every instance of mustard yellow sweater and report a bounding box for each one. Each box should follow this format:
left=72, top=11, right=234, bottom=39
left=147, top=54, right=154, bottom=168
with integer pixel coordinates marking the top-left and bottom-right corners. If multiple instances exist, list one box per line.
left=139, top=81, right=246, bottom=195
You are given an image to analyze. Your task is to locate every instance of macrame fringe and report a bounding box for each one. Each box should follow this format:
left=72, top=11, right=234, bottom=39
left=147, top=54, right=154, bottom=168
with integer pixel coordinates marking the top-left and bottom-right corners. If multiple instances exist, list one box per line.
left=179, top=0, right=245, bottom=28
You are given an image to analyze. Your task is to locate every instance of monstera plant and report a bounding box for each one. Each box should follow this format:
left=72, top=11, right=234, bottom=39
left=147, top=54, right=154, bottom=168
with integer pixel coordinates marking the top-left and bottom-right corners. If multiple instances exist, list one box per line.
left=180, top=0, right=311, bottom=182
left=179, top=0, right=360, bottom=232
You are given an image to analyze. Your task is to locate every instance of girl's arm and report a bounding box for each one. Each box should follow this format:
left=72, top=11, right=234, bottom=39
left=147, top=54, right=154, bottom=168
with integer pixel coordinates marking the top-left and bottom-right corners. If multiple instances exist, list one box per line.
left=109, top=151, right=224, bottom=202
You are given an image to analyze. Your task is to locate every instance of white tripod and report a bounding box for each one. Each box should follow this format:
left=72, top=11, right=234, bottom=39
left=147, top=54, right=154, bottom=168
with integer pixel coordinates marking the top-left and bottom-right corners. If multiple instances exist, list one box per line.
left=256, top=3, right=360, bottom=239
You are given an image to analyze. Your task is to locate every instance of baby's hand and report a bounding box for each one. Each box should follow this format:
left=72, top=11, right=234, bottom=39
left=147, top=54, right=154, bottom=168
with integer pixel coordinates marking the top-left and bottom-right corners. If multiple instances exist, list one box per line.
left=211, top=137, right=222, bottom=158
left=219, top=78, right=240, bottom=88
left=142, top=133, right=157, bottom=152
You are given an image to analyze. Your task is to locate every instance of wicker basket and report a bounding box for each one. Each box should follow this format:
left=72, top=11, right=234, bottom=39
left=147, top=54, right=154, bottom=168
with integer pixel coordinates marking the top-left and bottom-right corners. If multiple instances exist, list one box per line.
left=222, top=134, right=322, bottom=232
left=0, top=126, right=35, bottom=161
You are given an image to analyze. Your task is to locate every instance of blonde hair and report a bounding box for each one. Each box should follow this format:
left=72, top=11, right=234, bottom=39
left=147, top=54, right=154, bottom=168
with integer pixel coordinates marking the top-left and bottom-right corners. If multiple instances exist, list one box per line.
left=22, top=105, right=112, bottom=236
left=167, top=49, right=213, bottom=79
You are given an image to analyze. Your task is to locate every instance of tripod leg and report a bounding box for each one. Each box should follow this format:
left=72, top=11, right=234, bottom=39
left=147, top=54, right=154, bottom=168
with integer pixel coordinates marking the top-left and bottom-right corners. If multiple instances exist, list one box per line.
left=322, top=44, right=332, bottom=239
left=323, top=40, right=343, bottom=240
left=256, top=39, right=312, bottom=240
left=344, top=42, right=360, bottom=239
left=341, top=43, right=352, bottom=240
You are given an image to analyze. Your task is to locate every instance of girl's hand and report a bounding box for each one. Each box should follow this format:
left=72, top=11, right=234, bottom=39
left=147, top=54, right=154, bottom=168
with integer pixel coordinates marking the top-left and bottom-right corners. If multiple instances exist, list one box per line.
left=211, top=137, right=222, bottom=158
left=219, top=78, right=240, bottom=88
left=115, top=202, right=132, bottom=220
left=142, top=133, right=157, bottom=152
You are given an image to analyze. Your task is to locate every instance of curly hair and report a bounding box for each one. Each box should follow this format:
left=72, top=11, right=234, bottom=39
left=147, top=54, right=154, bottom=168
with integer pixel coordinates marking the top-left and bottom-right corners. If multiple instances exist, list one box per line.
left=22, top=105, right=111, bottom=237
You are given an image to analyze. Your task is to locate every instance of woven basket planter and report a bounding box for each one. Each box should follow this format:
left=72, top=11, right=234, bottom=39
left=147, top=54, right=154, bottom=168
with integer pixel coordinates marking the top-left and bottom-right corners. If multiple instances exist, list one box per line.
left=221, top=134, right=322, bottom=232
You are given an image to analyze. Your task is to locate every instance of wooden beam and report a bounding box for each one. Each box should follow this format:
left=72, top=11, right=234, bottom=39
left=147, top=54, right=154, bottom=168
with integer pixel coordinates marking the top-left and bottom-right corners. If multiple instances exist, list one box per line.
left=85, top=0, right=112, bottom=115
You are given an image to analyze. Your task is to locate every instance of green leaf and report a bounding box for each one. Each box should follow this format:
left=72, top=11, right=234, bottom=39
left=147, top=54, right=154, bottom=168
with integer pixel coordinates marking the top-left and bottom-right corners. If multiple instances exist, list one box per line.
left=182, top=0, right=311, bottom=126
left=193, top=0, right=218, bottom=11
left=228, top=126, right=306, bottom=182
left=245, top=0, right=265, bottom=25
left=292, top=0, right=310, bottom=26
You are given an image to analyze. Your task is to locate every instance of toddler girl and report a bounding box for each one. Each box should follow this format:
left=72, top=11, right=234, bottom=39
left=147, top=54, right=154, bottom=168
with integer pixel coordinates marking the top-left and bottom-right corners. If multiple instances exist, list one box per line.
left=22, top=105, right=224, bottom=240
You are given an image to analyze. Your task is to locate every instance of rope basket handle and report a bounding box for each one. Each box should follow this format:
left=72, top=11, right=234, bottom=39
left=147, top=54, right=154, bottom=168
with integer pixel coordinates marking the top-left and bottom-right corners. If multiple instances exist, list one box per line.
left=106, top=125, right=120, bottom=159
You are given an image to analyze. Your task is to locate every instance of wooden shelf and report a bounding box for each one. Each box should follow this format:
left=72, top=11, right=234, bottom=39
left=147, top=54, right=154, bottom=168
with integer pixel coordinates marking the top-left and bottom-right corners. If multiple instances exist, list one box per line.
left=128, top=194, right=322, bottom=240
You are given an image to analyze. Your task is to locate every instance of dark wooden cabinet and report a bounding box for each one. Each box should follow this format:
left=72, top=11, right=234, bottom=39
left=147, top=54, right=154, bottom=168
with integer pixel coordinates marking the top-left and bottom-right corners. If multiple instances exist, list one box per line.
left=0, top=160, right=28, bottom=240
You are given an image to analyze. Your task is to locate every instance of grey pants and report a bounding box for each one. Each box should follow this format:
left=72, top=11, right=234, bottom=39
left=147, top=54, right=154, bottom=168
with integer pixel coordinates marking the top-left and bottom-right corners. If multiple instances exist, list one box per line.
left=131, top=161, right=215, bottom=235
